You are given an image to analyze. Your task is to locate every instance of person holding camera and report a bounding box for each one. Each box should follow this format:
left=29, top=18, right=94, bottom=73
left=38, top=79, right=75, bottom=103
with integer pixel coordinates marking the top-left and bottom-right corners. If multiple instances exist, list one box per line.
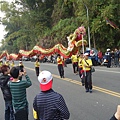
left=8, top=67, right=32, bottom=120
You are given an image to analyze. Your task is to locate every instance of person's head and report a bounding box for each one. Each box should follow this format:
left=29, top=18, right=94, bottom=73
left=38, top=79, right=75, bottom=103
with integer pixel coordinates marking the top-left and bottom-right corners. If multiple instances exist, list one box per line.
left=38, top=70, right=53, bottom=91
left=10, top=67, right=19, bottom=79
left=57, top=54, right=61, bottom=58
left=19, top=61, right=22, bottom=63
left=0, top=65, right=10, bottom=75
left=80, top=52, right=83, bottom=58
left=84, top=53, right=89, bottom=59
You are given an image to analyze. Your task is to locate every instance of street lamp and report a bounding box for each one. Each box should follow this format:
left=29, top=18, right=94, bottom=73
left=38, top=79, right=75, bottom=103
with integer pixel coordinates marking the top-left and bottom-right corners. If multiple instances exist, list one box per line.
left=82, top=0, right=91, bottom=49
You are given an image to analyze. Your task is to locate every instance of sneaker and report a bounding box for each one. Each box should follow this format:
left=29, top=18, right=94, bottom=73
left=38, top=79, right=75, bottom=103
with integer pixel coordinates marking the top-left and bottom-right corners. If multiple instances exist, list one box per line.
left=89, top=89, right=92, bottom=93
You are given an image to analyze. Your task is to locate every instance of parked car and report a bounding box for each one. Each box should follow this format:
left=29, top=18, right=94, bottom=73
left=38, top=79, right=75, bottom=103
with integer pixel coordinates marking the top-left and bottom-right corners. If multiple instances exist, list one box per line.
left=30, top=56, right=37, bottom=62
left=65, top=58, right=72, bottom=64
left=22, top=56, right=30, bottom=61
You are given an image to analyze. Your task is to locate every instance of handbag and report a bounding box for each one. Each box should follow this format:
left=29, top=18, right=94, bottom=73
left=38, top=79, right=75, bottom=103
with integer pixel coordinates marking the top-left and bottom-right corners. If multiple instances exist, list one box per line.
left=91, top=66, right=95, bottom=72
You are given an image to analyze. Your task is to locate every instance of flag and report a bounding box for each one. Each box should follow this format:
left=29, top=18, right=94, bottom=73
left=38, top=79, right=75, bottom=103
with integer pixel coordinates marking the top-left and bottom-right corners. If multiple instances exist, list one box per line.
left=106, top=18, right=119, bottom=29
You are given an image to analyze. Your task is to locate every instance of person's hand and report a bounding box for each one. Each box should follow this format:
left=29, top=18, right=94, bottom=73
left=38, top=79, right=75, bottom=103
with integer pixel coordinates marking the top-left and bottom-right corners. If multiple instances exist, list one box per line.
left=22, top=69, right=27, bottom=75
left=115, top=105, right=120, bottom=120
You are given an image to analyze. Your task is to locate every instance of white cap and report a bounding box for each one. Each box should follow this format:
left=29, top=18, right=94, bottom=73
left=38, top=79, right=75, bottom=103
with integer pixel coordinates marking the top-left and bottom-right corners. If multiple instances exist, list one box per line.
left=107, top=48, right=110, bottom=51
left=38, top=70, right=53, bottom=91
left=84, top=53, right=89, bottom=56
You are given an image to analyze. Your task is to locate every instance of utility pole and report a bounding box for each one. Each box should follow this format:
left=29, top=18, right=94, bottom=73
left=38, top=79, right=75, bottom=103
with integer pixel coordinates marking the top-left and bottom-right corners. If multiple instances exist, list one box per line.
left=81, top=0, right=91, bottom=49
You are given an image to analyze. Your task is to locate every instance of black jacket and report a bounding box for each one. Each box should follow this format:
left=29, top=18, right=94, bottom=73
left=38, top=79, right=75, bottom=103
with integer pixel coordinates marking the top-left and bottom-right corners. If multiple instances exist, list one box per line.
left=0, top=74, right=12, bottom=101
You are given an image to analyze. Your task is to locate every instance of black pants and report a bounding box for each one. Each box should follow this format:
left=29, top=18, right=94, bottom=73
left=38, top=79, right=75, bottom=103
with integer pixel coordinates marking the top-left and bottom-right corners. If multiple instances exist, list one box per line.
left=14, top=108, right=28, bottom=120
left=35, top=67, right=39, bottom=76
left=83, top=71, right=92, bottom=90
left=58, top=64, right=64, bottom=77
left=72, top=62, right=78, bottom=73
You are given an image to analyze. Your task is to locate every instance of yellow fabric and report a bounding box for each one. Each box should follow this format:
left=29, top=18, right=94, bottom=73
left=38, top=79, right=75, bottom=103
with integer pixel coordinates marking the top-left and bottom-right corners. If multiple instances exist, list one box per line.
left=0, top=62, right=3, bottom=67
left=71, top=55, right=78, bottom=63
left=19, top=63, right=24, bottom=67
left=33, top=108, right=38, bottom=119
left=5, top=62, right=10, bottom=66
left=57, top=57, right=63, bottom=64
left=11, top=63, right=15, bottom=67
left=34, top=61, right=40, bottom=67
left=82, top=59, right=92, bottom=71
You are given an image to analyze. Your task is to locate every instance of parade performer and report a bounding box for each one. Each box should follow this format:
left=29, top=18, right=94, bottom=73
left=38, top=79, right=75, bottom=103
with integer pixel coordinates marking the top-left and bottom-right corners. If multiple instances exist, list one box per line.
left=34, top=59, right=40, bottom=76
left=19, top=61, right=24, bottom=72
left=57, top=54, right=64, bottom=78
left=0, top=59, right=3, bottom=67
left=5, top=60, right=10, bottom=68
left=10, top=60, right=15, bottom=68
left=78, top=53, right=84, bottom=86
left=81, top=53, right=93, bottom=93
left=71, top=54, right=79, bottom=74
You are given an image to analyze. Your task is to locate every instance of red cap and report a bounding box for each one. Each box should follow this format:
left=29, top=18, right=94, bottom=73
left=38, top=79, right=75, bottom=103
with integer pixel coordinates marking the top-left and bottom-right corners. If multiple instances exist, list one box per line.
left=38, top=71, right=53, bottom=91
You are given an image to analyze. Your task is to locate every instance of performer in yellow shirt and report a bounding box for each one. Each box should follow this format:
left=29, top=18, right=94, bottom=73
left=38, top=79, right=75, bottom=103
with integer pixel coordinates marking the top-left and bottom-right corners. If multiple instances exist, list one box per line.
left=57, top=54, right=64, bottom=78
left=81, top=53, right=93, bottom=93
left=78, top=53, right=84, bottom=86
left=19, top=61, right=24, bottom=72
left=4, top=60, right=10, bottom=68
left=34, top=59, right=40, bottom=76
left=71, top=54, right=78, bottom=74
left=10, top=60, right=15, bottom=68
left=0, top=59, right=3, bottom=67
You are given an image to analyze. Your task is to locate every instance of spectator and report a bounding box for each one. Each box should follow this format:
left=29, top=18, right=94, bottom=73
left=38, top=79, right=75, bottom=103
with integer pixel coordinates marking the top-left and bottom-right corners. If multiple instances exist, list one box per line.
left=97, top=49, right=103, bottom=65
left=105, top=48, right=112, bottom=68
left=114, top=48, right=120, bottom=67
left=110, top=105, right=120, bottom=120
left=90, top=50, right=96, bottom=66
left=0, top=65, right=14, bottom=120
left=33, top=70, right=70, bottom=120
left=9, top=67, right=32, bottom=120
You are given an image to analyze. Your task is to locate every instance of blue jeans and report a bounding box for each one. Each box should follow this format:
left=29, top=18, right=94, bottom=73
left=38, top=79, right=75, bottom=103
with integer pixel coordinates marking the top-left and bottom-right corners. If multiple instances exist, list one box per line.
left=5, top=101, right=14, bottom=120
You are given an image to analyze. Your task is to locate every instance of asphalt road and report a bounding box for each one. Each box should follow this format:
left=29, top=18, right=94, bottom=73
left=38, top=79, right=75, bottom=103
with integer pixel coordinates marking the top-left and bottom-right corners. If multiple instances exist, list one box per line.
left=0, top=61, right=120, bottom=120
